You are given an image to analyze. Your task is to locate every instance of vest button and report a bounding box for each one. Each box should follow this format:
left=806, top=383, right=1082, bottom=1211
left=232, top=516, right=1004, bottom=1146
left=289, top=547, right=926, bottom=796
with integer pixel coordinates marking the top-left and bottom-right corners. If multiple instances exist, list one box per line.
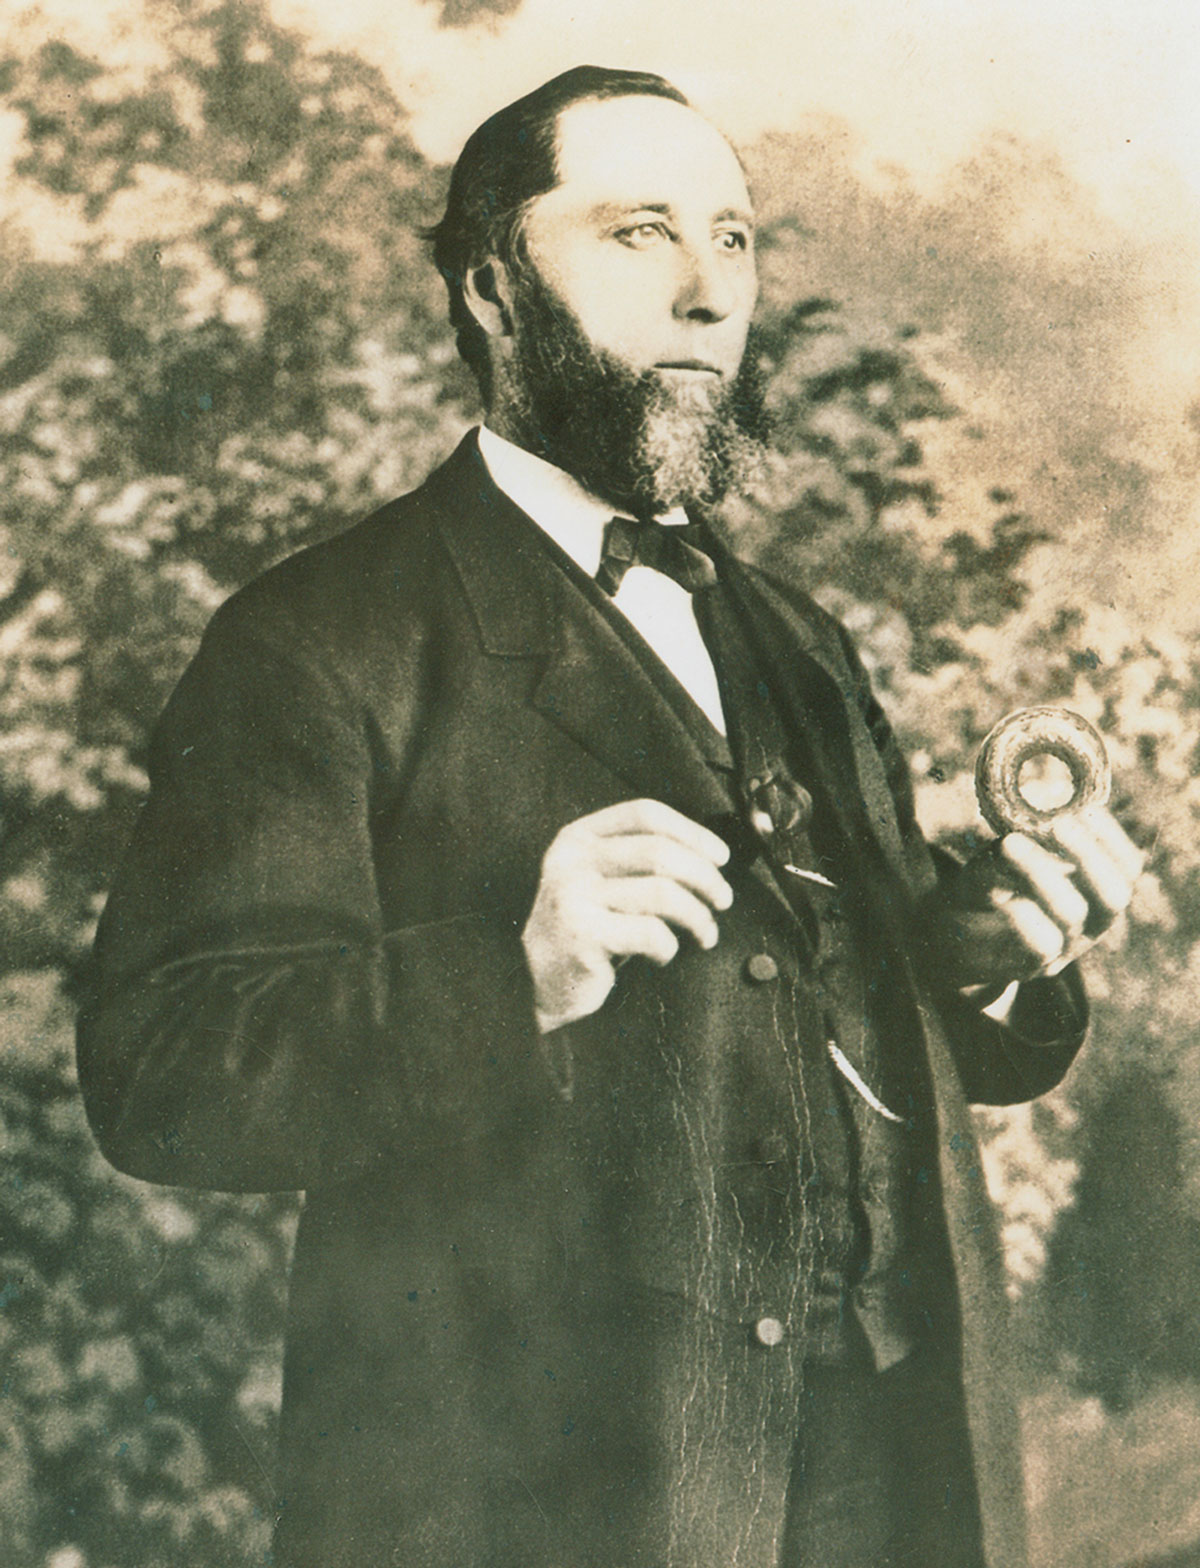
left=745, top=952, right=779, bottom=983
left=754, top=1316, right=786, bottom=1347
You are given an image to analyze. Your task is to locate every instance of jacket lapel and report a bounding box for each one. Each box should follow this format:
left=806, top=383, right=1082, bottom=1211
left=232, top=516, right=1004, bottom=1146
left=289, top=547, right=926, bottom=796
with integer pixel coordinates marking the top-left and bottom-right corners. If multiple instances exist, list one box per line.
left=425, top=434, right=738, bottom=829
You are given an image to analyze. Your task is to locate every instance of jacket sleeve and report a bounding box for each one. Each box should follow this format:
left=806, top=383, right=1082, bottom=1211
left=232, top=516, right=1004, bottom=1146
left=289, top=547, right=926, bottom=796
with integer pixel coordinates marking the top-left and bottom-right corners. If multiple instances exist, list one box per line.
left=833, top=620, right=1090, bottom=1106
left=76, top=596, right=548, bottom=1194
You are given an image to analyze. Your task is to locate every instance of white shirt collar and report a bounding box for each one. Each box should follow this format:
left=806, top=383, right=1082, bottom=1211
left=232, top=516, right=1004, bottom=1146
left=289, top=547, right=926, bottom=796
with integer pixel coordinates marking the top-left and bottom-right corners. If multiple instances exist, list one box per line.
left=476, top=425, right=687, bottom=577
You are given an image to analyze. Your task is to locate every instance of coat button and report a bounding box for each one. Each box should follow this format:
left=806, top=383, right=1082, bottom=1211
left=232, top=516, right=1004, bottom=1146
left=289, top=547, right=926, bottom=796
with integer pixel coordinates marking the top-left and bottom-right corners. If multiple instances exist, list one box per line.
left=754, top=1316, right=786, bottom=1347
left=745, top=953, right=779, bottom=983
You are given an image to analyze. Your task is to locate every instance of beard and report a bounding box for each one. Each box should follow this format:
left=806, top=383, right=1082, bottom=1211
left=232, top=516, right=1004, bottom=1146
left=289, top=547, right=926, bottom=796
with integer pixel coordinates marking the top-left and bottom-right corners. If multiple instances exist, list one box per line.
left=495, top=268, right=770, bottom=517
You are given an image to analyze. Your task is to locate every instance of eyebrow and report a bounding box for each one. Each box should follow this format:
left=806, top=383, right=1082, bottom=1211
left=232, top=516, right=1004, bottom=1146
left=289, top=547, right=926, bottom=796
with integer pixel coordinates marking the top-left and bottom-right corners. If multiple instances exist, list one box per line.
left=590, top=200, right=756, bottom=228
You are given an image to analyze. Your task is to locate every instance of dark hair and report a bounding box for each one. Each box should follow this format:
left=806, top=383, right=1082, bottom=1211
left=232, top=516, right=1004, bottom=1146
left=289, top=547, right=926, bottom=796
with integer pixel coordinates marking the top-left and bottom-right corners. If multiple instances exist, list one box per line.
left=428, top=65, right=690, bottom=399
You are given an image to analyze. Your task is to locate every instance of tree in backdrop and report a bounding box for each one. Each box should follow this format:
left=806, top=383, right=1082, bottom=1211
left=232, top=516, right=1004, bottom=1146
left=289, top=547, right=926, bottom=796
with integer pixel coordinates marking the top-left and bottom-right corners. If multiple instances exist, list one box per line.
left=2, top=3, right=1198, bottom=1564
left=1, top=5, right=464, bottom=1562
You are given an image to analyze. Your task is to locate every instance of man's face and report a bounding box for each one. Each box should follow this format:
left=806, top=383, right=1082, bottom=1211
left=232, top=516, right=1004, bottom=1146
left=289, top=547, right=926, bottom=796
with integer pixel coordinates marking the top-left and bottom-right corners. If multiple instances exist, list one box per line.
left=493, top=95, right=766, bottom=514
left=519, top=94, right=758, bottom=384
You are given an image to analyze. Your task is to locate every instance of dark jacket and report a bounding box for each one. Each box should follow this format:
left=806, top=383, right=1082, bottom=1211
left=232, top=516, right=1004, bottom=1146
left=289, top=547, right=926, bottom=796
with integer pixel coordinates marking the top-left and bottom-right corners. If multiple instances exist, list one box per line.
left=77, top=433, right=1086, bottom=1568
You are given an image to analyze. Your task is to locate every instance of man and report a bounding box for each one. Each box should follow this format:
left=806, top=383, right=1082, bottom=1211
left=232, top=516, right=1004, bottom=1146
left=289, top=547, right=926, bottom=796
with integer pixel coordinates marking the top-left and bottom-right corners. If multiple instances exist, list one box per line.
left=77, top=65, right=1141, bottom=1568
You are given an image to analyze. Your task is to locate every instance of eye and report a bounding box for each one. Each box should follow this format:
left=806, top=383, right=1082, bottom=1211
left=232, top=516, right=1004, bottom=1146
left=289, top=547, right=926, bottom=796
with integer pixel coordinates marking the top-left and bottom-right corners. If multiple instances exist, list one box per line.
left=715, top=227, right=751, bottom=254
left=614, top=220, right=674, bottom=249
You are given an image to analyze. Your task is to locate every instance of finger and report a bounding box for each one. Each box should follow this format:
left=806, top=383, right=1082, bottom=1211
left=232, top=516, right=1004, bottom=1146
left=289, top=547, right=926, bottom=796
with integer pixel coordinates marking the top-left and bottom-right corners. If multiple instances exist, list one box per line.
left=1047, top=823, right=1136, bottom=921
left=602, top=875, right=721, bottom=949
left=592, top=834, right=734, bottom=910
left=1065, top=805, right=1145, bottom=879
left=1000, top=834, right=1091, bottom=935
left=578, top=799, right=731, bottom=866
left=1040, top=949, right=1075, bottom=978
left=1092, top=810, right=1145, bottom=879
left=1052, top=812, right=1144, bottom=904
left=989, top=887, right=1067, bottom=969
left=597, top=911, right=681, bottom=967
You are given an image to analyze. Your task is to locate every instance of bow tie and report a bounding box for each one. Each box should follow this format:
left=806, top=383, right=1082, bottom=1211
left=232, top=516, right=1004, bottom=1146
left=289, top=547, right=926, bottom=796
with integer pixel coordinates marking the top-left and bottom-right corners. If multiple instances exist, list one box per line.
left=596, top=516, right=719, bottom=596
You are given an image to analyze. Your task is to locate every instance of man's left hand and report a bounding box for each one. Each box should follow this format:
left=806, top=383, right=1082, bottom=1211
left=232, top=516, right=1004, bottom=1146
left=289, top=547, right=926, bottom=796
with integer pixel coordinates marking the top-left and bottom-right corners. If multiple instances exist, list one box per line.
left=936, top=806, right=1144, bottom=991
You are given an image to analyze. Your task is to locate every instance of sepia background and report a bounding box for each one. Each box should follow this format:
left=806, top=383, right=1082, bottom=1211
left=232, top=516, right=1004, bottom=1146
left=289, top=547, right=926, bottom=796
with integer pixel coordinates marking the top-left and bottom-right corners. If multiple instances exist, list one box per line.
left=3, top=0, right=1200, bottom=1563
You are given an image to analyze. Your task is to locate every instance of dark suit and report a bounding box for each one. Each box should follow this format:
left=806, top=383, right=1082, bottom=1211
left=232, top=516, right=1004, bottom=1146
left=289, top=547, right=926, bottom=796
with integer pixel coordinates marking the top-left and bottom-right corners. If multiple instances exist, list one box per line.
left=78, top=432, right=1085, bottom=1567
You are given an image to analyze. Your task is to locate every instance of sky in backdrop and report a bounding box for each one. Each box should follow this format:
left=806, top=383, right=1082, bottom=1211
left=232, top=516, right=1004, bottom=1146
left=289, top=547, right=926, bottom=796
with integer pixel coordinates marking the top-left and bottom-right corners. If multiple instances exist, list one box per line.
left=284, top=0, right=1200, bottom=222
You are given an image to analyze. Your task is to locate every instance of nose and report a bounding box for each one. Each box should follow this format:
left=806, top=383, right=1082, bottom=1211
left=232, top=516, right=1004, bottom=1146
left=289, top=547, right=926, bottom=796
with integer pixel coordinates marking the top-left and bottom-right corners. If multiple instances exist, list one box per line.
left=673, top=242, right=740, bottom=324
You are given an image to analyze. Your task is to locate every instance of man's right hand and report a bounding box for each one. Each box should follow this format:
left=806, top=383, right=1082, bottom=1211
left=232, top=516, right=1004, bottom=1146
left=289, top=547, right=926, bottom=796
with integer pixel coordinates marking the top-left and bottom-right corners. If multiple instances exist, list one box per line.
left=522, top=799, right=733, bottom=1033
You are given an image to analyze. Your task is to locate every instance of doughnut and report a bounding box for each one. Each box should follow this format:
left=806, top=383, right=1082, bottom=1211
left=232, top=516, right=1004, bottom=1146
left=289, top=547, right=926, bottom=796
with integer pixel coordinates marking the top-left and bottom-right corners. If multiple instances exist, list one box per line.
left=974, top=706, right=1111, bottom=839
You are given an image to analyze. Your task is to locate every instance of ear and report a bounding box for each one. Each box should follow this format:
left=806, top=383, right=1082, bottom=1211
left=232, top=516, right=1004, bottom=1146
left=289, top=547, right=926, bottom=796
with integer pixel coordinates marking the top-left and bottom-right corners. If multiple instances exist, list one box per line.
left=462, top=260, right=515, bottom=339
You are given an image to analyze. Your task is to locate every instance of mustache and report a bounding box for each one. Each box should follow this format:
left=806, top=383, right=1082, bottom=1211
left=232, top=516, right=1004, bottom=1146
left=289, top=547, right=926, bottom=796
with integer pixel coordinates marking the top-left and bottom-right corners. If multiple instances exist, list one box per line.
left=518, top=286, right=765, bottom=414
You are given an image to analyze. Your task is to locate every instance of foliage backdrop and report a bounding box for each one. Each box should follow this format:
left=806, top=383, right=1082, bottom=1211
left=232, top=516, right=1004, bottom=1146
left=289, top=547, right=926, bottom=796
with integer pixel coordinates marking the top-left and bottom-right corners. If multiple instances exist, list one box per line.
left=3, top=3, right=1200, bottom=1563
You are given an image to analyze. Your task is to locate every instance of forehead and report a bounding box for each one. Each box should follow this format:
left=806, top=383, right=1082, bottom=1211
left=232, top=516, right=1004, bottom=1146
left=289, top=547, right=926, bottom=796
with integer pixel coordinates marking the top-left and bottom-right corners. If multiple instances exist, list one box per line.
left=543, top=95, right=753, bottom=219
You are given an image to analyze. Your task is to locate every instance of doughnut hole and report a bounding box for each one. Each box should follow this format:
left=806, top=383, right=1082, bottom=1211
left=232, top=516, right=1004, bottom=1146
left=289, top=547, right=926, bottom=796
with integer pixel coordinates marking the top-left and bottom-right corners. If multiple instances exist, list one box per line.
left=1016, top=751, right=1079, bottom=814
